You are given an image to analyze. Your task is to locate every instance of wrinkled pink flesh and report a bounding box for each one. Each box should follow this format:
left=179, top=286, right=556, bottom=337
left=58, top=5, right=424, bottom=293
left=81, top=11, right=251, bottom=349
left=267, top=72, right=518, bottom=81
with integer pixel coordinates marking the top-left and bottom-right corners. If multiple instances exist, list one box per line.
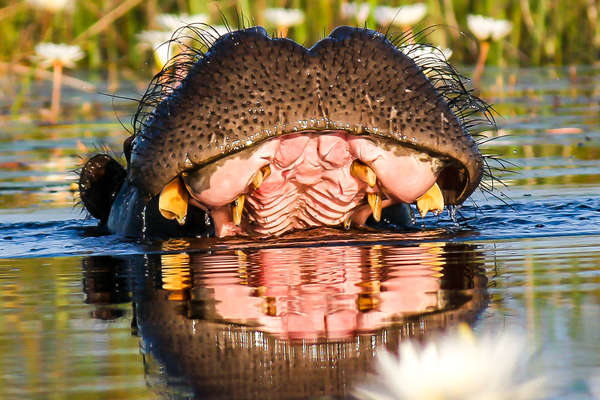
left=188, top=131, right=438, bottom=237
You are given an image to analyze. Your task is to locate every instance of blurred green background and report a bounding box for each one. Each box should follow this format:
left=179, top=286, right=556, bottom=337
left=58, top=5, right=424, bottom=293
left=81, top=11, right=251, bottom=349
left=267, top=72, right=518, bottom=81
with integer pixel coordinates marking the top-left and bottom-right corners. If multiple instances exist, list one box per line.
left=1, top=0, right=599, bottom=79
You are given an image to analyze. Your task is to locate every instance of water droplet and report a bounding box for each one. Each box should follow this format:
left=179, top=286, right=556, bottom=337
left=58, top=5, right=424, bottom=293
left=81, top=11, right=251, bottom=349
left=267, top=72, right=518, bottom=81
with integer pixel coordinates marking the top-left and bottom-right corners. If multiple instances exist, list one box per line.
left=141, top=205, right=148, bottom=239
left=184, top=154, right=193, bottom=169
left=448, top=205, right=460, bottom=225
left=408, top=205, right=416, bottom=225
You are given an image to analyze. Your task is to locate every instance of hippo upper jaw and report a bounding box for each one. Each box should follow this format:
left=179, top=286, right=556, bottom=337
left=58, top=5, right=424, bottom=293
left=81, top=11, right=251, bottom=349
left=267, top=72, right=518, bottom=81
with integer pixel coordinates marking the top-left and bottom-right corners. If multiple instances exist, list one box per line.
left=129, top=26, right=485, bottom=199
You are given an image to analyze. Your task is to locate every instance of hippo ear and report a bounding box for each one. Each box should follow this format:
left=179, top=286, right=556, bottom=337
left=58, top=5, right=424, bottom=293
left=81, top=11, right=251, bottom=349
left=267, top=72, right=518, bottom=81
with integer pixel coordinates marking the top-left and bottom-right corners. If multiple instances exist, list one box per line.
left=123, top=135, right=134, bottom=166
left=79, top=154, right=127, bottom=224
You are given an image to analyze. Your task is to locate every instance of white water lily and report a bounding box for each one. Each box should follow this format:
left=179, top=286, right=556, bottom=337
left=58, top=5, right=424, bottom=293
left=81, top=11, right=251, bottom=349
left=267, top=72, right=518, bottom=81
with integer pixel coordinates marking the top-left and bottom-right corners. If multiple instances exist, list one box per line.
left=137, top=30, right=175, bottom=67
left=34, top=43, right=84, bottom=123
left=137, top=30, right=174, bottom=46
left=34, top=43, right=84, bottom=68
left=26, top=0, right=73, bottom=13
left=400, top=44, right=452, bottom=62
left=341, top=2, right=371, bottom=25
left=374, top=4, right=427, bottom=27
left=156, top=13, right=210, bottom=31
left=137, top=25, right=230, bottom=69
left=354, top=325, right=548, bottom=400
left=467, top=14, right=513, bottom=41
left=264, top=8, right=305, bottom=28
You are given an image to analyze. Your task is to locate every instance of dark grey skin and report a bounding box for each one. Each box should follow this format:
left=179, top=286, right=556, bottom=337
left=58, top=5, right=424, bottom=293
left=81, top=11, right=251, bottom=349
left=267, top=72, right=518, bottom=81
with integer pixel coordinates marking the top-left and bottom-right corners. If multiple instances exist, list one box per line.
left=79, top=26, right=493, bottom=238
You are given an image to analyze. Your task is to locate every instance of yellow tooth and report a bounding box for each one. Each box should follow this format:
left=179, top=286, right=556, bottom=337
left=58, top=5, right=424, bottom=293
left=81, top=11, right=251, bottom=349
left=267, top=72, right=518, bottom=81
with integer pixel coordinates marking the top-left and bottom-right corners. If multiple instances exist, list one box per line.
left=232, top=194, right=245, bottom=226
left=416, top=182, right=444, bottom=217
left=343, top=215, right=352, bottom=229
left=252, top=165, right=271, bottom=189
left=351, top=160, right=377, bottom=187
left=367, top=193, right=382, bottom=222
left=159, top=177, right=189, bottom=225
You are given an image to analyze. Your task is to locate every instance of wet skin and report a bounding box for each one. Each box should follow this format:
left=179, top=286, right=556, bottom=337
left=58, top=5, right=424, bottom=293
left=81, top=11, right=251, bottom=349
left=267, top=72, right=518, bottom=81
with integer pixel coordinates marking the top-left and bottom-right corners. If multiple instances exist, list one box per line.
left=79, top=26, right=492, bottom=238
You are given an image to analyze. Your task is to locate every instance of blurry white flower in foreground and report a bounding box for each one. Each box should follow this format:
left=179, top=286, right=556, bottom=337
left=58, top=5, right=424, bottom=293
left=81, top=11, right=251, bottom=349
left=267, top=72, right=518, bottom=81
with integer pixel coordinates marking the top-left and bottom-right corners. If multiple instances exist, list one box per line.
left=26, top=0, right=73, bottom=13
left=354, top=325, right=548, bottom=400
left=264, top=8, right=305, bottom=28
left=34, top=43, right=84, bottom=68
left=341, top=2, right=370, bottom=25
left=156, top=13, right=210, bottom=31
left=374, top=4, right=427, bottom=27
left=400, top=44, right=452, bottom=63
left=467, top=14, right=513, bottom=41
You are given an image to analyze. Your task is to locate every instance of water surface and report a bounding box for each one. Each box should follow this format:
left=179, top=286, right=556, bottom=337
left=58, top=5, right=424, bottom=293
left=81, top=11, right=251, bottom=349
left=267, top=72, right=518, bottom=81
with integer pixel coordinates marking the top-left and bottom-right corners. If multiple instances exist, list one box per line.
left=0, top=66, right=599, bottom=399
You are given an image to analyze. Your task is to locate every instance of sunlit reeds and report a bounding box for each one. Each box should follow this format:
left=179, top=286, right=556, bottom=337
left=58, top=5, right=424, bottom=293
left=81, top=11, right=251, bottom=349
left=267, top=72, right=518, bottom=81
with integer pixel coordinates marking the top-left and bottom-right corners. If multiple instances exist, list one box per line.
left=0, top=0, right=598, bottom=116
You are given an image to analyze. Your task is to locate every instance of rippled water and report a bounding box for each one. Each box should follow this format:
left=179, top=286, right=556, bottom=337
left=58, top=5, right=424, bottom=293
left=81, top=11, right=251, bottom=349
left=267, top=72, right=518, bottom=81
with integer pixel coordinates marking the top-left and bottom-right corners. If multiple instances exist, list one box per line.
left=0, top=66, right=599, bottom=399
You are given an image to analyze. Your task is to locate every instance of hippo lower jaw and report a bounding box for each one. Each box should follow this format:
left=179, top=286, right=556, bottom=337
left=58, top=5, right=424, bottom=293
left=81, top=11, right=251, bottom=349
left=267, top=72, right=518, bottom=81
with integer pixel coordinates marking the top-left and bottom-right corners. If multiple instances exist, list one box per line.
left=160, top=130, right=445, bottom=237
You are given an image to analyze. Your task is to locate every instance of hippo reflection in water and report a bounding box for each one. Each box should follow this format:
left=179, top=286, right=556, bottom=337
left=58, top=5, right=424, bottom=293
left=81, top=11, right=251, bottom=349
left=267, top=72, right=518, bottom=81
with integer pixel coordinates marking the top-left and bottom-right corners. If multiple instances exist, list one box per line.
left=82, top=242, right=487, bottom=399
left=79, top=26, right=494, bottom=238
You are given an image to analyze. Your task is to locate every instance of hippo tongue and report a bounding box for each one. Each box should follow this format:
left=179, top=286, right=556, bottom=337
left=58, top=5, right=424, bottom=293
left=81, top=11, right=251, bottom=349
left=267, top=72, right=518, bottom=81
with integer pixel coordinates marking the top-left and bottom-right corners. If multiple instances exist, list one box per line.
left=169, top=131, right=442, bottom=237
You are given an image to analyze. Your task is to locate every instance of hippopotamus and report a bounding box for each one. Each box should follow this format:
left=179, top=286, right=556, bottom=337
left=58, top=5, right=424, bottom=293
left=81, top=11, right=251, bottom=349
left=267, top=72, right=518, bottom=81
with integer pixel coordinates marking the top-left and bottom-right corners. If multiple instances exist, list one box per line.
left=78, top=26, right=493, bottom=238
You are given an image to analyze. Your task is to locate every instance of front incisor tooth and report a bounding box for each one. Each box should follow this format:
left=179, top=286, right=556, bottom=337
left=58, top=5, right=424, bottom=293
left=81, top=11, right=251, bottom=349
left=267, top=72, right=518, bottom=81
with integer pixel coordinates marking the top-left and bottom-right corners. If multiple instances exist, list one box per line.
left=252, top=165, right=271, bottom=189
left=416, top=182, right=444, bottom=217
left=351, top=160, right=377, bottom=187
left=367, top=193, right=382, bottom=222
left=159, top=177, right=189, bottom=225
left=232, top=194, right=245, bottom=226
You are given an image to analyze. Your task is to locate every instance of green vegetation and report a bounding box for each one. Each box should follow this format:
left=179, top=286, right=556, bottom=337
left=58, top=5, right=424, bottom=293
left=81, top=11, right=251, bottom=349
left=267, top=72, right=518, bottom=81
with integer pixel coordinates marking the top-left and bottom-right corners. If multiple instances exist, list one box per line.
left=0, top=0, right=599, bottom=78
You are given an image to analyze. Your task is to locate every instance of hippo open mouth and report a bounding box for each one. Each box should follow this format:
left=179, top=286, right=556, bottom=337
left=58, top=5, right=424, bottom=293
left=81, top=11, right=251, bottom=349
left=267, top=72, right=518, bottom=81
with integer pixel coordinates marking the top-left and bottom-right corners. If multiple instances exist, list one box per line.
left=79, top=25, right=493, bottom=238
